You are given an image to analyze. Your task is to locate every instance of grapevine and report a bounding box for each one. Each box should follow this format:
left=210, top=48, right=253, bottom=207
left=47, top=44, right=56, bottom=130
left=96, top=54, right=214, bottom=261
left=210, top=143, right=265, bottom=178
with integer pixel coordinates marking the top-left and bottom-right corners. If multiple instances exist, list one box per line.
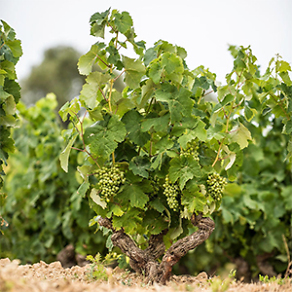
left=206, top=173, right=227, bottom=201
left=95, top=166, right=125, bottom=202
left=163, top=175, right=180, bottom=211
left=180, top=140, right=200, bottom=161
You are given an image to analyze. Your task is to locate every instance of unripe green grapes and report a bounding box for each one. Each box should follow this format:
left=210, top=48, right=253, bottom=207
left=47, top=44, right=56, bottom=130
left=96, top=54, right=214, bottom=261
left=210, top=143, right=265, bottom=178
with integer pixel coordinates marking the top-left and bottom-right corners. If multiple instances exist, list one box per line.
left=149, top=175, right=160, bottom=197
left=163, top=175, right=180, bottom=211
left=181, top=140, right=199, bottom=161
left=95, top=166, right=125, bottom=202
left=206, top=173, right=227, bottom=201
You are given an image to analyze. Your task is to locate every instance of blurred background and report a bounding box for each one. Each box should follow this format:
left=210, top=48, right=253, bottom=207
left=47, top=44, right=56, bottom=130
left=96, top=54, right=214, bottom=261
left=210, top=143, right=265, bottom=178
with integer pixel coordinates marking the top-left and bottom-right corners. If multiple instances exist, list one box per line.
left=1, top=0, right=292, bottom=281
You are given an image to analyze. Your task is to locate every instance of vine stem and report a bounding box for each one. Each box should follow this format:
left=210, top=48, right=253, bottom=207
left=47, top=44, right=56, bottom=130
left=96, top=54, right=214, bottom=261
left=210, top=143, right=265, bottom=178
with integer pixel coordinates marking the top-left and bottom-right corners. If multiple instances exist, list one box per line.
left=97, top=55, right=110, bottom=68
left=0, top=41, right=5, bottom=51
left=69, top=109, right=101, bottom=169
left=114, top=69, right=126, bottom=82
left=212, top=139, right=224, bottom=167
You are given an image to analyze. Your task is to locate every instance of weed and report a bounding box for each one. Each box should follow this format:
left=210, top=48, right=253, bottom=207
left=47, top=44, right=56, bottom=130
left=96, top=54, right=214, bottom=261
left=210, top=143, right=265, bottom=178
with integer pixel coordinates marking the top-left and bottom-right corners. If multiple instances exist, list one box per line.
left=86, top=252, right=118, bottom=282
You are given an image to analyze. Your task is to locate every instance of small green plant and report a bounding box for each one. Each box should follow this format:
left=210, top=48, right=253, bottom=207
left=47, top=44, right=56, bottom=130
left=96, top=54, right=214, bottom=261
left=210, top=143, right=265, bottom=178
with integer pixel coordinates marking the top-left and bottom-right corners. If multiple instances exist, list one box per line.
left=86, top=252, right=118, bottom=281
left=259, top=274, right=290, bottom=285
left=209, top=277, right=233, bottom=292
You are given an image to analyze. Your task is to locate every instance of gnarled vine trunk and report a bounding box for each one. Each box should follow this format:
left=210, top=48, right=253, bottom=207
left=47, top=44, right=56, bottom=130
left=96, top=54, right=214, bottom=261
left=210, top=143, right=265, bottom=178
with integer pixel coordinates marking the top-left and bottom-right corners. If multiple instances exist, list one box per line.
left=98, top=213, right=215, bottom=284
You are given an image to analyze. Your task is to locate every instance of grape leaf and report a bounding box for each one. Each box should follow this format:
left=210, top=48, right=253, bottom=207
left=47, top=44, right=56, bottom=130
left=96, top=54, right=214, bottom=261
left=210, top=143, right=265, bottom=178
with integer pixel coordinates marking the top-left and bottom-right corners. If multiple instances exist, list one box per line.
left=119, top=184, right=149, bottom=209
left=122, top=109, right=150, bottom=146
left=122, top=56, right=145, bottom=89
left=148, top=59, right=163, bottom=84
left=89, top=8, right=110, bottom=38
left=84, top=115, right=126, bottom=159
left=79, top=71, right=111, bottom=109
left=78, top=43, right=106, bottom=75
left=181, top=190, right=206, bottom=214
left=112, top=208, right=141, bottom=234
left=169, top=156, right=202, bottom=190
left=178, top=120, right=207, bottom=148
left=155, top=83, right=193, bottom=123
left=59, top=134, right=77, bottom=172
left=230, top=123, right=253, bottom=149
left=90, top=188, right=107, bottom=209
left=114, top=11, right=133, bottom=34
left=129, top=156, right=150, bottom=178
left=141, top=113, right=170, bottom=133
left=6, top=39, right=23, bottom=58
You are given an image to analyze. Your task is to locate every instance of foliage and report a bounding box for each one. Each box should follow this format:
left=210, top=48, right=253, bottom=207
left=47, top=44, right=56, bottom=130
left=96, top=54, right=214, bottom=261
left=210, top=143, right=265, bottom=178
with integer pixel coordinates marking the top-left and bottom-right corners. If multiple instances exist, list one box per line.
left=0, top=20, right=22, bottom=190
left=208, top=115, right=292, bottom=277
left=0, top=94, right=106, bottom=263
left=86, top=252, right=118, bottom=281
left=60, top=8, right=292, bottom=275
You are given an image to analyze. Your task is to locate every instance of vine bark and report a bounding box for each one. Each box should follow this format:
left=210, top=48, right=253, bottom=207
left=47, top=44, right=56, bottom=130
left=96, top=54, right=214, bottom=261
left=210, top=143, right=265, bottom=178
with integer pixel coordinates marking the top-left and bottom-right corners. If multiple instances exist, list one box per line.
left=98, top=213, right=215, bottom=284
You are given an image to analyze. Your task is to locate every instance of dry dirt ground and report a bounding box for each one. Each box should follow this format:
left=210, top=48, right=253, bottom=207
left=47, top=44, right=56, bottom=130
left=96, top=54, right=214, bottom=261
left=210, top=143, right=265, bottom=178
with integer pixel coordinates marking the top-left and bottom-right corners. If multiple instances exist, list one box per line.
left=0, top=258, right=291, bottom=292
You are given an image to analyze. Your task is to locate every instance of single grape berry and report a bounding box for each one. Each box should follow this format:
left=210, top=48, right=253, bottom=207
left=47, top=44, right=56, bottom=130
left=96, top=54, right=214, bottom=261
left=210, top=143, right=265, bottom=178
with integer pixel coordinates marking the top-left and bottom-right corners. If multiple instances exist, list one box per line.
left=181, top=140, right=199, bottom=161
left=163, top=175, right=180, bottom=211
left=95, top=166, right=125, bottom=202
left=206, top=172, right=227, bottom=201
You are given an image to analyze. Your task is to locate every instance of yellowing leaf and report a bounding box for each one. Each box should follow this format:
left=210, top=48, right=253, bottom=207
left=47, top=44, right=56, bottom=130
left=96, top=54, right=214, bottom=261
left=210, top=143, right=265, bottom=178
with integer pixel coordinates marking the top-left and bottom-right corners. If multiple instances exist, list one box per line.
left=230, top=123, right=253, bottom=149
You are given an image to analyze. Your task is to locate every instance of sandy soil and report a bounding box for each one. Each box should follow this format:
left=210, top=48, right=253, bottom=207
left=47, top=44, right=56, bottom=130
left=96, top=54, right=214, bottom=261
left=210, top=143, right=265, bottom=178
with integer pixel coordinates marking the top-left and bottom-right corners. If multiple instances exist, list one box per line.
left=0, top=258, right=291, bottom=292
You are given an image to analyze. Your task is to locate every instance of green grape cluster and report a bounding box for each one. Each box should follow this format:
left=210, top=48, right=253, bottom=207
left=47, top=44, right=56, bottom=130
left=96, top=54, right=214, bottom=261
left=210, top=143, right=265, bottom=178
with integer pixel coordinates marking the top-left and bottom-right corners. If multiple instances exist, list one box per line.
left=181, top=140, right=199, bottom=161
left=163, top=175, right=180, bottom=211
left=96, top=166, right=125, bottom=202
left=149, top=175, right=160, bottom=197
left=206, top=173, right=227, bottom=201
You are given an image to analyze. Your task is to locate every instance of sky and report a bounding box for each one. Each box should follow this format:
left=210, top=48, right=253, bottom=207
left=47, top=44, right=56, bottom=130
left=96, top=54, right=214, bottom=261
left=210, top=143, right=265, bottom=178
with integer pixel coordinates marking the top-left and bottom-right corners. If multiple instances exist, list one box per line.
left=1, top=0, right=292, bottom=83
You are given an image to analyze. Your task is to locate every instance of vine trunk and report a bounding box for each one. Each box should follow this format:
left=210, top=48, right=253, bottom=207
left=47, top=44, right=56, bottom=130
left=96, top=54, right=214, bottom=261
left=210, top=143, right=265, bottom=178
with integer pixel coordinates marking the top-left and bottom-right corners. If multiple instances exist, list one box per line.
left=98, top=213, right=215, bottom=284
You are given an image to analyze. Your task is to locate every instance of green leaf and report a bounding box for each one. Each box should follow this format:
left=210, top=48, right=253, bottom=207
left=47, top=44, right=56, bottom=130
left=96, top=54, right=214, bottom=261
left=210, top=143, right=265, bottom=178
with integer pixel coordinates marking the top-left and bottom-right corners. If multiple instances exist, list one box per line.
left=148, top=59, right=163, bottom=84
left=162, top=52, right=184, bottom=75
left=114, top=11, right=133, bottom=34
left=181, top=190, right=206, bottom=214
left=129, top=156, right=150, bottom=178
left=220, top=94, right=234, bottom=106
left=84, top=115, right=126, bottom=159
left=90, top=8, right=110, bottom=38
left=169, top=156, right=202, bottom=190
left=143, top=210, right=168, bottom=235
left=170, top=218, right=183, bottom=240
left=149, top=198, right=166, bottom=213
left=106, top=45, right=120, bottom=65
left=59, top=134, right=77, bottom=172
left=119, top=184, right=149, bottom=209
left=279, top=72, right=292, bottom=86
left=90, top=188, right=107, bottom=209
left=230, top=123, right=252, bottom=149
left=281, top=186, right=292, bottom=210
left=71, top=182, right=90, bottom=212
left=112, top=208, right=140, bottom=234
left=178, top=120, right=207, bottom=148
left=6, top=39, right=23, bottom=58
left=122, top=110, right=150, bottom=146
left=122, top=56, right=145, bottom=89
left=80, top=71, right=111, bottom=109
left=58, top=97, right=81, bottom=122
left=283, top=119, right=292, bottom=135
left=78, top=43, right=106, bottom=75
left=141, top=113, right=170, bottom=133
left=155, top=83, right=193, bottom=123
left=244, top=105, right=257, bottom=122
left=276, top=60, right=291, bottom=73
